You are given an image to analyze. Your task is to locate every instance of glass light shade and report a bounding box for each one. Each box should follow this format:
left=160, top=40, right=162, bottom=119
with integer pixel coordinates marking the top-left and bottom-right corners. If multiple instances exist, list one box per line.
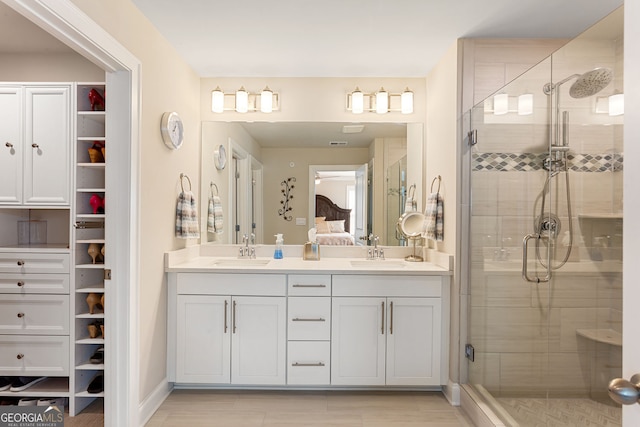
left=518, top=94, right=533, bottom=116
left=609, top=93, right=624, bottom=116
left=351, top=88, right=364, bottom=114
left=376, top=88, right=388, bottom=114
left=401, top=88, right=414, bottom=114
left=211, top=87, right=224, bottom=113
left=235, top=87, right=248, bottom=113
left=260, top=86, right=273, bottom=113
left=493, top=93, right=508, bottom=115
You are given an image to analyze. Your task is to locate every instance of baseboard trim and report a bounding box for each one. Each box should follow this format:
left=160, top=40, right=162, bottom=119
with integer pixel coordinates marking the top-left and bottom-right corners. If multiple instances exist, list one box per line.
left=460, top=384, right=505, bottom=427
left=443, top=380, right=461, bottom=406
left=138, top=379, right=173, bottom=427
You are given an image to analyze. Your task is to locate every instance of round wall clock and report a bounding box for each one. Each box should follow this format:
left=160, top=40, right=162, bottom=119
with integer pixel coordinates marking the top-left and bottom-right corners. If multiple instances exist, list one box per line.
left=160, top=111, right=184, bottom=150
left=214, top=144, right=227, bottom=170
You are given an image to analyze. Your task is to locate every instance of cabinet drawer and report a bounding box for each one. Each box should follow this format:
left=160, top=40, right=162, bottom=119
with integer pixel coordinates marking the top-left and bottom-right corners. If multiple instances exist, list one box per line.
left=0, top=335, right=69, bottom=376
left=0, top=273, right=69, bottom=294
left=177, top=273, right=286, bottom=296
left=288, top=297, right=330, bottom=341
left=332, top=275, right=442, bottom=297
left=0, top=253, right=70, bottom=274
left=287, top=274, right=331, bottom=296
left=287, top=341, right=330, bottom=385
left=0, top=294, right=69, bottom=335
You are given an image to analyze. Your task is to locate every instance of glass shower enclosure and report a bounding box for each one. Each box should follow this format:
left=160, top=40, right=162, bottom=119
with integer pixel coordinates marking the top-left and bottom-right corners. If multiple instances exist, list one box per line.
left=465, top=8, right=623, bottom=426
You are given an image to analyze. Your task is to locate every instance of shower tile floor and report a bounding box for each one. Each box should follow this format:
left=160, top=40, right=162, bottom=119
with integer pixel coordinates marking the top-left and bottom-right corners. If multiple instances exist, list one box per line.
left=497, top=397, right=621, bottom=427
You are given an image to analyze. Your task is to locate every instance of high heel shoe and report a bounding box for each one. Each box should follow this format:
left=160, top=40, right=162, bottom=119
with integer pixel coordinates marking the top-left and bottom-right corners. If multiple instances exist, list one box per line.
left=87, top=320, right=103, bottom=339
left=86, top=293, right=103, bottom=314
left=88, top=88, right=105, bottom=111
left=87, top=243, right=101, bottom=264
left=89, top=194, right=104, bottom=214
left=88, top=142, right=104, bottom=163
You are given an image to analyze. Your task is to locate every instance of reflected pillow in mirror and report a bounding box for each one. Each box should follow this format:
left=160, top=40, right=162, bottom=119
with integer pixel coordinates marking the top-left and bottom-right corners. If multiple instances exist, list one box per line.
left=315, top=216, right=326, bottom=224
left=316, top=221, right=330, bottom=234
left=327, top=220, right=345, bottom=233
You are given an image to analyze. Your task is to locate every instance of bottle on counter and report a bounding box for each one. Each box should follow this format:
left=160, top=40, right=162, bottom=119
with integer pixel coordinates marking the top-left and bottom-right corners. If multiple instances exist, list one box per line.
left=274, top=234, right=284, bottom=259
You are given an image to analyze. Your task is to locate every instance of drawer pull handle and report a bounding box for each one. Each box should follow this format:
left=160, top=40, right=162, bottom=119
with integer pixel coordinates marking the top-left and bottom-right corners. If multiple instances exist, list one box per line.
left=17, top=353, right=24, bottom=360
left=32, top=143, right=39, bottom=149
left=17, top=281, right=24, bottom=287
left=292, top=362, right=325, bottom=367
left=292, top=317, right=325, bottom=322
left=17, top=260, right=25, bottom=266
left=292, top=284, right=326, bottom=288
left=17, top=312, right=24, bottom=318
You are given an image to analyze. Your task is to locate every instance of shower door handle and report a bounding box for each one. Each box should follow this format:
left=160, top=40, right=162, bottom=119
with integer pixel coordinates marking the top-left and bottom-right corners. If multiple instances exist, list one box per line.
left=522, top=233, right=551, bottom=283
left=608, top=374, right=640, bottom=405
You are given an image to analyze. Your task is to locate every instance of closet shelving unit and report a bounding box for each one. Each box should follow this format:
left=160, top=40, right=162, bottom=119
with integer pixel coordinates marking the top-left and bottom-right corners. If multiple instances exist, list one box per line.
left=72, top=83, right=106, bottom=414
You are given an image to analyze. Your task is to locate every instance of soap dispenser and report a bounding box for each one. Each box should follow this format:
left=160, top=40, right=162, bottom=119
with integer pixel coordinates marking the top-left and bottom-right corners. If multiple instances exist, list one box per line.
left=274, top=234, right=284, bottom=259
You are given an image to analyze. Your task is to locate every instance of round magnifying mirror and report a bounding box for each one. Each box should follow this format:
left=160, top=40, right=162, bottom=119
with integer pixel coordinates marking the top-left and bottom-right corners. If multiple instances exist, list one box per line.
left=397, top=211, right=425, bottom=262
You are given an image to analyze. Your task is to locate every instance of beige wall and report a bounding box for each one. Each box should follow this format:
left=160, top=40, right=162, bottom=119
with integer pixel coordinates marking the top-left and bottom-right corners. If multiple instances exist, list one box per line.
left=70, top=0, right=202, bottom=403
left=262, top=147, right=369, bottom=244
left=0, top=52, right=104, bottom=81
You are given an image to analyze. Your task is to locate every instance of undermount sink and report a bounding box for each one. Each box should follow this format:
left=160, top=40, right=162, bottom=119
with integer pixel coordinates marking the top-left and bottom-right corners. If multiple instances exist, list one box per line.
left=350, top=260, right=407, bottom=269
left=211, top=259, right=271, bottom=267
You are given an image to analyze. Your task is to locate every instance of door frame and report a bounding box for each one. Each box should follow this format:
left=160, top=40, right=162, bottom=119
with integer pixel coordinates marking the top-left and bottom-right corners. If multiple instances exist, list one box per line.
left=2, top=1, right=141, bottom=425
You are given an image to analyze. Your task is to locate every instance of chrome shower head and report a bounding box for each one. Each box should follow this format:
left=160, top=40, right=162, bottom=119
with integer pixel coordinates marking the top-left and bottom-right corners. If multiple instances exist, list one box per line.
left=568, top=68, right=613, bottom=98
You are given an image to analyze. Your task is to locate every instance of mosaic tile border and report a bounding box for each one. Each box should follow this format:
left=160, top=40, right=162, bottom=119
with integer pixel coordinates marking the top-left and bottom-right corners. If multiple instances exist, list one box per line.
left=473, top=152, right=623, bottom=172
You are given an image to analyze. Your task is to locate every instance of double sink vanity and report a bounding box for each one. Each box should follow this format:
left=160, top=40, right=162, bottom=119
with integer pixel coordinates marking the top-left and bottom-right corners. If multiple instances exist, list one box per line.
left=165, top=245, right=451, bottom=390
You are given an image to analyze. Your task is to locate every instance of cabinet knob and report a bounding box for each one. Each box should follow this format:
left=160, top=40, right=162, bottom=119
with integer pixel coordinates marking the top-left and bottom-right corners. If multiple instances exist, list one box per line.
left=17, top=281, right=24, bottom=287
left=17, top=312, right=24, bottom=318
left=5, top=142, right=13, bottom=148
left=17, top=260, right=25, bottom=266
left=16, top=353, right=24, bottom=360
left=31, top=143, right=39, bottom=149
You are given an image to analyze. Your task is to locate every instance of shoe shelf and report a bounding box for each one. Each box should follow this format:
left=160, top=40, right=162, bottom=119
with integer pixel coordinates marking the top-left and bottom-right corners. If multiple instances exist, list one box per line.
left=0, top=377, right=69, bottom=398
left=72, top=82, right=106, bottom=416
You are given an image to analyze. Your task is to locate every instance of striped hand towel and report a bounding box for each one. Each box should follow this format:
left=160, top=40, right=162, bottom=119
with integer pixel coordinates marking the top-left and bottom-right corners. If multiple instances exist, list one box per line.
left=207, top=195, right=224, bottom=234
left=423, top=192, right=444, bottom=242
left=175, top=191, right=200, bottom=239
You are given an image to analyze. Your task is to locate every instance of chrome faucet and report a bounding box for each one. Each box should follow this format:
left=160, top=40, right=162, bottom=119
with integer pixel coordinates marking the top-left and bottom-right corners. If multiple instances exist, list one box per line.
left=366, top=234, right=385, bottom=260
left=239, top=233, right=256, bottom=259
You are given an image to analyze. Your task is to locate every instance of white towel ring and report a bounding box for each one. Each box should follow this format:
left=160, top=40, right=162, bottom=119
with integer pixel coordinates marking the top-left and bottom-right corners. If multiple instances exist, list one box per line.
left=210, top=182, right=219, bottom=196
left=180, top=173, right=192, bottom=192
left=430, top=175, right=441, bottom=193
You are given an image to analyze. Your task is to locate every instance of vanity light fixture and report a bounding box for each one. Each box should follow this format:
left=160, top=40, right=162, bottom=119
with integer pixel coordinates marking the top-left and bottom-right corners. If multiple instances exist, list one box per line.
left=210, top=86, right=280, bottom=113
left=518, top=94, right=533, bottom=116
left=493, top=93, right=509, bottom=115
left=346, top=86, right=414, bottom=114
left=608, top=93, right=624, bottom=116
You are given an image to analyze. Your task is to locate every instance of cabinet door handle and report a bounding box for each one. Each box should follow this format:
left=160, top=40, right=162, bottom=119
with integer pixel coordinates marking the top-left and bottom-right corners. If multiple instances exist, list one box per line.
left=5, top=142, right=13, bottom=148
left=31, top=143, right=39, bottom=149
left=17, top=281, right=24, bottom=287
left=292, top=317, right=325, bottom=322
left=17, top=312, right=24, bottom=318
left=292, top=284, right=326, bottom=288
left=17, top=353, right=24, bottom=360
left=232, top=300, right=237, bottom=334
left=17, top=260, right=25, bottom=266
left=389, top=301, right=394, bottom=334
left=224, top=299, right=228, bottom=333
left=292, top=362, right=325, bottom=367
left=381, top=301, right=385, bottom=334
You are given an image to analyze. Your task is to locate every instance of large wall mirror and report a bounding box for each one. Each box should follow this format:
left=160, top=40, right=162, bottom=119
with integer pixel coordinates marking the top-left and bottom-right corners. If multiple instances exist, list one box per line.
left=201, top=121, right=423, bottom=246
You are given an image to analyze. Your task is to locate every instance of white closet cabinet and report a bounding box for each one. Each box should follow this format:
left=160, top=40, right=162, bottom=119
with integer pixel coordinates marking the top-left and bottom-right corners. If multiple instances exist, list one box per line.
left=0, top=84, right=71, bottom=205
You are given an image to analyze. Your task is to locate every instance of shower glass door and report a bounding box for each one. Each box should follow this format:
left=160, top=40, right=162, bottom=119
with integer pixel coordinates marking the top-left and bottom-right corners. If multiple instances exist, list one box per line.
left=466, top=8, right=623, bottom=426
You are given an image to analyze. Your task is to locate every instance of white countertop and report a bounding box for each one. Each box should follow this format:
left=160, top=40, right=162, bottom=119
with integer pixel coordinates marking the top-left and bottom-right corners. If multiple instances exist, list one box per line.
left=165, top=245, right=452, bottom=276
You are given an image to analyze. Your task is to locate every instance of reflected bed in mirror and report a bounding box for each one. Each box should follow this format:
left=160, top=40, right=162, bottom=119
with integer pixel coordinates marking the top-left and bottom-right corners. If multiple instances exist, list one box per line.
left=200, top=121, right=424, bottom=246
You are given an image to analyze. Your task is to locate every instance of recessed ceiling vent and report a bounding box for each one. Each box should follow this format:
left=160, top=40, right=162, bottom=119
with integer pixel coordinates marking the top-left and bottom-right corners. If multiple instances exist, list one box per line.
left=329, top=141, right=348, bottom=146
left=342, top=124, right=364, bottom=134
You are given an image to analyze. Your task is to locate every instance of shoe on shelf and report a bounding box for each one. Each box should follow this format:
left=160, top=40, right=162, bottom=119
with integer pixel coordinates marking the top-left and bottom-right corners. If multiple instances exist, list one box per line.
left=37, top=397, right=67, bottom=407
left=9, top=376, right=47, bottom=392
left=0, top=377, right=11, bottom=391
left=0, top=398, right=18, bottom=406
left=18, top=398, right=39, bottom=406
left=90, top=347, right=104, bottom=364
left=87, top=374, right=103, bottom=394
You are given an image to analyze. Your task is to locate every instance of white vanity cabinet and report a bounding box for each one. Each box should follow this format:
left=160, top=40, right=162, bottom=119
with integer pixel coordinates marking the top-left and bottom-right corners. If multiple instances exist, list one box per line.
left=331, top=275, right=443, bottom=386
left=0, top=84, right=71, bottom=205
left=170, top=273, right=287, bottom=385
